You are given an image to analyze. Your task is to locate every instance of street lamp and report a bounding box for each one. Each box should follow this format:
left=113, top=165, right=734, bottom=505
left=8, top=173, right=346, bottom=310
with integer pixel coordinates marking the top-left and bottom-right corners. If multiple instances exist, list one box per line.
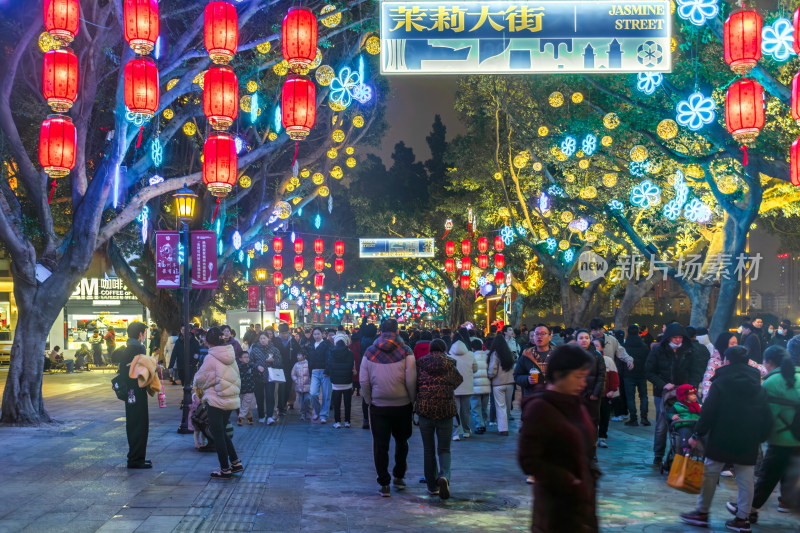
left=174, top=184, right=197, bottom=435
left=255, top=268, right=267, bottom=328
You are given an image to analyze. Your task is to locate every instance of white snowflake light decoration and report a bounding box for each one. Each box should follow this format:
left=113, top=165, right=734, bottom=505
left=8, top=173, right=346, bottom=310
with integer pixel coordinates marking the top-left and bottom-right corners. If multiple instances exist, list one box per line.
left=561, top=136, right=577, bottom=157
left=684, top=198, right=713, bottom=223
left=500, top=226, right=515, bottom=245
left=630, top=160, right=651, bottom=177
left=547, top=184, right=565, bottom=197
left=630, top=179, right=662, bottom=209
left=663, top=200, right=683, bottom=220
left=608, top=199, right=624, bottom=212
left=545, top=238, right=558, bottom=253
left=581, top=134, right=597, bottom=156
left=637, top=72, right=663, bottom=95
left=676, top=92, right=716, bottom=131
left=762, top=18, right=796, bottom=62
left=676, top=0, right=719, bottom=26
left=563, top=248, right=575, bottom=263
left=232, top=230, right=242, bottom=250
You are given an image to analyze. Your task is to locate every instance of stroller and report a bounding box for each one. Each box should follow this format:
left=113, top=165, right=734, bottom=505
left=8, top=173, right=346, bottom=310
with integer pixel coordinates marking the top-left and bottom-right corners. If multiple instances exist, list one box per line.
left=660, top=388, right=704, bottom=475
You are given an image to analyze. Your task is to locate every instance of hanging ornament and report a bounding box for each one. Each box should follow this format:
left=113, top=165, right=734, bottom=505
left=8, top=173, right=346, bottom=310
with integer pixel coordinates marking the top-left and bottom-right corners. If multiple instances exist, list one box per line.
left=314, top=273, right=324, bottom=290
left=460, top=274, right=470, bottom=291
left=124, top=0, right=159, bottom=55
left=281, top=76, right=316, bottom=140
left=124, top=57, right=159, bottom=118
left=494, top=271, right=505, bottom=287
left=445, top=241, right=455, bottom=256
left=314, top=238, right=324, bottom=254
left=44, top=0, right=80, bottom=44
left=334, top=258, right=344, bottom=277
left=723, top=8, right=762, bottom=75
left=273, top=271, right=283, bottom=286
left=39, top=115, right=76, bottom=178
left=461, top=256, right=471, bottom=272
left=494, top=235, right=504, bottom=252
left=791, top=139, right=800, bottom=187
left=294, top=238, right=304, bottom=254
left=273, top=254, right=283, bottom=270
left=314, top=256, right=324, bottom=272
left=477, top=254, right=489, bottom=269
left=725, top=79, right=764, bottom=165
left=442, top=218, right=453, bottom=239
left=273, top=237, right=283, bottom=253
left=334, top=241, right=344, bottom=256
left=204, top=1, right=238, bottom=65
left=494, top=253, right=505, bottom=269
left=444, top=258, right=455, bottom=273
left=203, top=133, right=237, bottom=197
left=461, top=239, right=471, bottom=256
left=42, top=48, right=79, bottom=113
left=203, top=66, right=239, bottom=131
left=477, top=237, right=488, bottom=253
left=294, top=255, right=304, bottom=272
left=282, top=7, right=317, bottom=68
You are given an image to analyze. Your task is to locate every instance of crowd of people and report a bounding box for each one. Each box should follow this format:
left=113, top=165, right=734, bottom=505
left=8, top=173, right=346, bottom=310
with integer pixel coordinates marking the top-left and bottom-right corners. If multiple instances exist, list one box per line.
left=111, top=315, right=800, bottom=532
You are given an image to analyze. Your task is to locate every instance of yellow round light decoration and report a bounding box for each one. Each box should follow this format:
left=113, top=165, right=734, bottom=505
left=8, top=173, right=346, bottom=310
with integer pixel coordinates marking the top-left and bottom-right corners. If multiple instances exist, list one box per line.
left=345, top=146, right=354, bottom=155
left=556, top=152, right=568, bottom=162
left=273, top=60, right=289, bottom=76
left=193, top=71, right=206, bottom=88
left=550, top=146, right=561, bottom=156
left=256, top=41, right=271, bottom=54
left=268, top=132, right=278, bottom=141
left=494, top=172, right=503, bottom=180
left=301, top=168, right=310, bottom=178
left=353, top=115, right=365, bottom=128
left=580, top=186, right=597, bottom=199
left=318, top=185, right=330, bottom=197
left=274, top=201, right=292, bottom=219
left=538, top=126, right=549, bottom=136
left=532, top=162, right=543, bottom=171
left=183, top=122, right=197, bottom=136
left=601, top=135, right=613, bottom=147
left=717, top=175, right=739, bottom=194
left=558, top=240, right=570, bottom=251
left=286, top=183, right=296, bottom=192
left=239, top=176, right=252, bottom=188
left=650, top=160, right=663, bottom=173
left=365, top=35, right=381, bottom=55
left=513, top=152, right=529, bottom=168
left=549, top=92, right=564, bottom=107
left=312, top=172, right=325, bottom=185
left=497, top=206, right=510, bottom=218
left=332, top=129, right=345, bottom=143
left=310, top=49, right=322, bottom=69
left=247, top=80, right=258, bottom=93
left=240, top=95, right=251, bottom=112
left=565, top=173, right=576, bottom=183
left=292, top=197, right=302, bottom=205
left=578, top=159, right=590, bottom=169
left=346, top=157, right=357, bottom=168
left=163, top=108, right=174, bottom=119
left=594, top=222, right=604, bottom=233
left=330, top=166, right=343, bottom=179
left=602, top=173, right=618, bottom=187
left=585, top=231, right=597, bottom=243
left=166, top=78, right=179, bottom=91
left=330, top=100, right=346, bottom=112
left=603, top=113, right=620, bottom=129
left=657, top=119, right=678, bottom=140
left=571, top=92, right=583, bottom=103
left=290, top=177, right=300, bottom=187
left=685, top=165, right=705, bottom=179
left=316, top=65, right=335, bottom=86
left=38, top=32, right=57, bottom=52
left=320, top=5, right=342, bottom=27
left=630, top=145, right=648, bottom=163
left=560, top=211, right=574, bottom=223
left=327, top=148, right=338, bottom=159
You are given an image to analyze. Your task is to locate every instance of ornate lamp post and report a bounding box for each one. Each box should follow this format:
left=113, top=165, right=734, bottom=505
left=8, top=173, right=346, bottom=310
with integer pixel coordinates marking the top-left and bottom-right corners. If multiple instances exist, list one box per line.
left=255, top=268, right=267, bottom=327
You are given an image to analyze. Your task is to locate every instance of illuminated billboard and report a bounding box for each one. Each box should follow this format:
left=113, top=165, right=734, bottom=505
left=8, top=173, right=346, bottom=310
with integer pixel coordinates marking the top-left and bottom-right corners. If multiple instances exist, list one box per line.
left=359, top=238, right=436, bottom=258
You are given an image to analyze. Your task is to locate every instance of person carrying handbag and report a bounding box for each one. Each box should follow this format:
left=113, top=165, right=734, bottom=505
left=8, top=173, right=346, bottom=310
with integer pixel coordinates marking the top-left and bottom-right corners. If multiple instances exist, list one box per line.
left=249, top=332, right=282, bottom=425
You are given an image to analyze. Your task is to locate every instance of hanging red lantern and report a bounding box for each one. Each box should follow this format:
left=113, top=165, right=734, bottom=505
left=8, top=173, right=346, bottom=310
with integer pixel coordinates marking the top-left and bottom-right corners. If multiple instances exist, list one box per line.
left=314, top=238, right=324, bottom=254
left=203, top=133, right=237, bottom=197
left=461, top=239, right=471, bottom=255
left=477, top=237, right=489, bottom=253
left=477, top=254, right=489, bottom=269
left=494, top=271, right=505, bottom=287
left=273, top=255, right=283, bottom=270
left=204, top=1, right=238, bottom=64
left=792, top=139, right=800, bottom=187
left=460, top=275, right=470, bottom=291
left=203, top=67, right=238, bottom=131
left=494, top=253, right=505, bottom=269
left=445, top=241, right=455, bottom=256
left=273, top=237, right=283, bottom=253
left=42, top=48, right=79, bottom=113
left=795, top=8, right=800, bottom=55
left=124, top=57, right=159, bottom=118
left=282, top=7, right=317, bottom=68
left=44, top=0, right=80, bottom=44
left=726, top=79, right=764, bottom=164
left=461, top=256, right=471, bottom=272
left=273, top=271, right=283, bottom=286
left=792, top=73, right=800, bottom=125
left=39, top=116, right=76, bottom=178
left=334, top=240, right=344, bottom=256
left=334, top=258, right=344, bottom=275
left=294, top=238, right=304, bottom=254
left=314, top=273, right=324, bottom=290
left=314, top=256, right=324, bottom=272
left=124, top=0, right=159, bottom=55
left=281, top=76, right=316, bottom=141
left=444, top=258, right=455, bottom=273
left=723, top=9, right=762, bottom=76
left=494, top=235, right=504, bottom=252
left=294, top=255, right=304, bottom=272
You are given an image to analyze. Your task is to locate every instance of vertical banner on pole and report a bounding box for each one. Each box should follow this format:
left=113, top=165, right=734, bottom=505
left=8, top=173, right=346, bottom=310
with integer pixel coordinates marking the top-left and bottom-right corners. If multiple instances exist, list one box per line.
left=155, top=231, right=181, bottom=288
left=191, top=230, right=218, bottom=289
left=264, top=285, right=277, bottom=312
left=247, top=285, right=260, bottom=312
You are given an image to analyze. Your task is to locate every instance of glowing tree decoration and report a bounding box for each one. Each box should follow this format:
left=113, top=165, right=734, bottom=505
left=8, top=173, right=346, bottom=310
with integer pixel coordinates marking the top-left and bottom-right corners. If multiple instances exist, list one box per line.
left=461, top=239, right=471, bottom=255
left=726, top=79, right=764, bottom=164
left=282, top=7, right=317, bottom=68
left=294, top=238, right=304, bottom=254
left=39, top=115, right=76, bottom=178
left=124, top=57, right=159, bottom=118
left=445, top=241, right=455, bottom=256
left=494, top=235, right=504, bottom=251
left=314, top=238, right=324, bottom=254
left=273, top=271, right=283, bottom=286
left=494, top=271, right=505, bottom=287
left=676, top=92, right=716, bottom=131
left=444, top=258, right=455, bottom=273
left=460, top=275, right=470, bottom=291
left=204, top=1, right=238, bottom=65
left=500, top=226, right=515, bottom=245
left=203, top=133, right=237, bottom=197
left=795, top=8, right=800, bottom=55
left=314, top=256, right=324, bottom=272
left=762, top=17, right=795, bottom=62
left=232, top=230, right=241, bottom=250
left=334, top=241, right=344, bottom=256
left=314, top=273, right=324, bottom=290
left=791, top=138, right=800, bottom=187
left=461, top=256, right=471, bottom=272
left=42, top=48, right=79, bottom=113
left=44, top=0, right=80, bottom=44
left=273, top=254, right=283, bottom=270
left=477, top=237, right=488, bottom=253
left=124, top=0, right=160, bottom=55
left=273, top=237, right=283, bottom=253
left=636, top=72, right=663, bottom=95
left=581, top=134, right=597, bottom=156
left=724, top=9, right=762, bottom=75
left=334, top=258, right=344, bottom=276
left=204, top=67, right=238, bottom=131
left=793, top=73, right=800, bottom=124
left=282, top=76, right=316, bottom=140
left=494, top=253, right=505, bottom=269
left=630, top=179, right=662, bottom=209
left=294, top=255, right=304, bottom=271
left=561, top=136, right=576, bottom=157
left=477, top=254, right=488, bottom=269
left=676, top=0, right=719, bottom=26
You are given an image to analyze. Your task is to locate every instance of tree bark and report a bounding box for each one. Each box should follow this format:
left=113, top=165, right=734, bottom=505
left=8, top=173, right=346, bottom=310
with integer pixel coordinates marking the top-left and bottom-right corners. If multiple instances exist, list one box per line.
left=614, top=277, right=658, bottom=330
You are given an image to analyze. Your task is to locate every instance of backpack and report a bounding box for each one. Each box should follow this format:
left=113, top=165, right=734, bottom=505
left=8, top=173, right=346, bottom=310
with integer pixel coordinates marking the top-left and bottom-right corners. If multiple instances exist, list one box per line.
left=767, top=395, right=800, bottom=441
left=111, top=374, right=129, bottom=401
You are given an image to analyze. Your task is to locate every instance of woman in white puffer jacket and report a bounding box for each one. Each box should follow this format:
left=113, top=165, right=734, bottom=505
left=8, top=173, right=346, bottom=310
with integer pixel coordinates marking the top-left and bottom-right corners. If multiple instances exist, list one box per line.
left=194, top=327, right=242, bottom=478
left=470, top=339, right=491, bottom=434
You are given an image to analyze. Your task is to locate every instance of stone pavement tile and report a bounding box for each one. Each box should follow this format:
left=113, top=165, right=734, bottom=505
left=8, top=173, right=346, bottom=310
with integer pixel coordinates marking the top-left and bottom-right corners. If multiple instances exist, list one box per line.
left=65, top=521, right=109, bottom=533
left=0, top=520, right=32, bottom=533
left=95, top=518, right=144, bottom=532
left=132, top=514, right=184, bottom=532
left=20, top=512, right=80, bottom=533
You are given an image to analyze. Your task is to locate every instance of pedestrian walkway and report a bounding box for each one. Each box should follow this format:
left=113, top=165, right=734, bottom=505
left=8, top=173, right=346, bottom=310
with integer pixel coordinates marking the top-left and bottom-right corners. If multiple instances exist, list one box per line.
left=0, top=372, right=796, bottom=532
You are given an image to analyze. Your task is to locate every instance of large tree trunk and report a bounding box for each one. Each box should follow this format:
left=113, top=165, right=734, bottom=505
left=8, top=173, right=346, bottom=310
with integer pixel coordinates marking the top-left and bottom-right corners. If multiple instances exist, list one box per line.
left=708, top=215, right=753, bottom=340
left=508, top=295, right=525, bottom=329
left=614, top=277, right=658, bottom=330
left=567, top=278, right=604, bottom=327
left=448, top=289, right=474, bottom=329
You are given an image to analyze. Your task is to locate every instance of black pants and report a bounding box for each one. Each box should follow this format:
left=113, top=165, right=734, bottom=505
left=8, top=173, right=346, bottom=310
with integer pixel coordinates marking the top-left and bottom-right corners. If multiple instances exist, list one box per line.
left=125, top=389, right=149, bottom=464
left=624, top=378, right=649, bottom=422
left=599, top=397, right=612, bottom=439
left=254, top=381, right=275, bottom=419
left=331, top=388, right=353, bottom=423
left=362, top=398, right=369, bottom=427
left=277, top=378, right=290, bottom=414
left=207, top=406, right=238, bottom=470
left=753, top=444, right=800, bottom=509
left=369, top=403, right=413, bottom=486
left=615, top=372, right=629, bottom=416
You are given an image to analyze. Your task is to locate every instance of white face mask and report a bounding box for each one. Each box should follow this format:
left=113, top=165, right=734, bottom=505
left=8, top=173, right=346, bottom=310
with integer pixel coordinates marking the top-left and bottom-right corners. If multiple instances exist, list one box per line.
left=778, top=328, right=784, bottom=335
left=669, top=341, right=682, bottom=349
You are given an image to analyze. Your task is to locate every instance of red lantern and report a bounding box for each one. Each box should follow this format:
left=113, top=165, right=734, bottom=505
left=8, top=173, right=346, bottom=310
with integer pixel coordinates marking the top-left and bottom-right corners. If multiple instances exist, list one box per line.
left=203, top=133, right=237, bottom=197
left=793, top=73, right=800, bottom=125
left=294, top=238, right=304, bottom=254
left=494, top=253, right=505, bottom=269
left=461, top=240, right=471, bottom=255
left=314, top=238, right=324, bottom=254
left=282, top=7, right=317, bottom=68
left=314, top=256, right=324, bottom=272
left=726, top=79, right=765, bottom=151
left=461, top=256, right=471, bottom=272
left=334, top=240, right=344, bottom=256
left=273, top=255, right=283, bottom=270
left=273, top=237, right=283, bottom=253
left=477, top=237, right=488, bottom=253
left=444, top=258, right=455, bottom=273
left=39, top=116, right=76, bottom=178
left=792, top=139, right=800, bottom=187
left=42, top=48, right=79, bottom=113
left=204, top=1, right=238, bottom=64
left=294, top=255, right=304, bottom=272
left=124, top=0, right=159, bottom=55
left=494, top=235, right=504, bottom=252
left=281, top=76, right=316, bottom=141
left=314, top=273, right=324, bottom=290
left=494, top=271, right=505, bottom=287
left=203, top=67, right=238, bottom=131
left=124, top=57, right=159, bottom=118
left=445, top=241, right=455, bottom=256
left=460, top=275, right=470, bottom=290
left=44, top=0, right=79, bottom=44
left=795, top=8, right=800, bottom=55
left=273, top=271, right=283, bottom=286
left=334, top=258, right=344, bottom=275
left=477, top=254, right=489, bottom=269
left=723, top=9, right=762, bottom=75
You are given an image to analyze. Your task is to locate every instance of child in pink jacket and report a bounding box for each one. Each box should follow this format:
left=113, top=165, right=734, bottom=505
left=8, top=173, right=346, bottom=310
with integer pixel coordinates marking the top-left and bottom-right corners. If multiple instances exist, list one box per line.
left=291, top=352, right=312, bottom=420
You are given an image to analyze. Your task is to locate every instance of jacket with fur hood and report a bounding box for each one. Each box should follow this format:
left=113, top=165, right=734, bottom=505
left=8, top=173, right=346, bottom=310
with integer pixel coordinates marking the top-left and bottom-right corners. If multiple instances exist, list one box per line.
left=194, top=344, right=241, bottom=410
left=448, top=340, right=478, bottom=396
left=360, top=331, right=416, bottom=407
left=291, top=359, right=311, bottom=393
left=472, top=349, right=491, bottom=395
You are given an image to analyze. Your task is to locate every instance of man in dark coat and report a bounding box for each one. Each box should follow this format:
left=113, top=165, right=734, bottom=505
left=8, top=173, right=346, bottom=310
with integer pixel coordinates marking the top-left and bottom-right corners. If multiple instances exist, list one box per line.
left=623, top=324, right=651, bottom=427
left=358, top=323, right=378, bottom=429
left=275, top=322, right=302, bottom=415
left=680, top=346, right=772, bottom=531
left=112, top=322, right=152, bottom=469
left=741, top=322, right=764, bottom=364
left=172, top=327, right=201, bottom=385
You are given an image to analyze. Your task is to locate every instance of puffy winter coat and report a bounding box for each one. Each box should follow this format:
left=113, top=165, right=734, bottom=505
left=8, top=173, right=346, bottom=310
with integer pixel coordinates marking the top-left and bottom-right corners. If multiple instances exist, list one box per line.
left=488, top=352, right=515, bottom=386
left=327, top=343, right=355, bottom=386
left=623, top=335, right=650, bottom=380
left=360, top=332, right=416, bottom=407
left=306, top=340, right=331, bottom=372
left=249, top=342, right=281, bottom=382
left=645, top=325, right=697, bottom=397
left=472, top=350, right=491, bottom=395
left=701, top=349, right=766, bottom=400
left=413, top=341, right=431, bottom=360
left=415, top=351, right=463, bottom=420
left=291, top=360, right=311, bottom=393
left=763, top=367, right=800, bottom=447
left=194, top=344, right=241, bottom=411
left=448, top=340, right=477, bottom=396
left=583, top=349, right=606, bottom=400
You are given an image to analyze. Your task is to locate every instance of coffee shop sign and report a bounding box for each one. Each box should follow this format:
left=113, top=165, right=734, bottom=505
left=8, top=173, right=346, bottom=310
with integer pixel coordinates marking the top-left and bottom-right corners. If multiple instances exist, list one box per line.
left=71, top=278, right=136, bottom=300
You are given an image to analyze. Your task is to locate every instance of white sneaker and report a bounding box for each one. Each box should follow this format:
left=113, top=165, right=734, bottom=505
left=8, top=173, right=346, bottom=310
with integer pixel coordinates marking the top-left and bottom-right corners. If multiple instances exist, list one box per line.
left=463, top=433, right=471, bottom=439
left=526, top=476, right=535, bottom=485
left=452, top=435, right=461, bottom=441
left=258, top=417, right=266, bottom=423
left=344, top=422, right=351, bottom=428
left=320, top=418, right=327, bottom=424
left=597, top=438, right=608, bottom=448
left=266, top=417, right=275, bottom=425
left=312, top=413, right=319, bottom=421
left=721, top=470, right=734, bottom=477
left=333, top=422, right=342, bottom=429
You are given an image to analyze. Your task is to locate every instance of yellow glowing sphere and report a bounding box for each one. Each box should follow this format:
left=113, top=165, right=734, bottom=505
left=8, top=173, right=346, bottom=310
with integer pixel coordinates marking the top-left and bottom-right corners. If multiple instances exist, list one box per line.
left=650, top=160, right=663, bottom=173
left=268, top=132, right=278, bottom=141
left=558, top=239, right=570, bottom=251
left=494, top=172, right=503, bottom=180
left=560, top=211, right=574, bottom=223
left=290, top=177, right=300, bottom=187
left=586, top=231, right=597, bottom=243
left=345, top=146, right=354, bottom=155
left=256, top=41, right=271, bottom=54
left=320, top=5, right=342, bottom=28
left=286, top=183, right=296, bottom=192
left=578, top=159, right=590, bottom=169
left=353, top=115, right=365, bottom=128
left=166, top=78, right=179, bottom=91
left=312, top=172, right=325, bottom=185
left=556, top=152, right=568, bottom=162
left=247, top=80, right=258, bottom=93
left=163, top=108, right=174, bottom=119
left=533, top=162, right=543, bottom=171
left=327, top=148, right=338, bottom=159
left=316, top=65, right=335, bottom=86
left=310, top=49, right=322, bottom=69
left=239, top=175, right=251, bottom=188
left=329, top=100, right=346, bottom=111
left=346, top=157, right=357, bottom=168
left=550, top=146, right=561, bottom=156
left=594, top=223, right=604, bottom=233
left=38, top=32, right=57, bottom=52
left=273, top=60, right=290, bottom=76
left=318, top=185, right=330, bottom=197
left=538, top=126, right=549, bottom=136
left=498, top=207, right=510, bottom=218
left=301, top=168, right=310, bottom=178
left=630, top=145, right=648, bottom=163
left=686, top=165, right=705, bottom=179
left=602, top=173, right=618, bottom=187
left=275, top=201, right=292, bottom=219
left=717, top=175, right=739, bottom=194
left=565, top=173, right=576, bottom=183
left=332, top=129, right=345, bottom=143
left=292, top=196, right=302, bottom=205
left=330, top=166, right=344, bottom=179
left=240, top=95, right=252, bottom=112
left=576, top=150, right=585, bottom=159
left=601, top=135, right=613, bottom=147
left=657, top=119, right=678, bottom=140
left=365, top=35, right=381, bottom=55
left=183, top=122, right=197, bottom=136
left=580, top=186, right=597, bottom=199
left=603, top=112, right=620, bottom=129
left=572, top=92, right=584, bottom=103
left=513, top=153, right=529, bottom=169
left=549, top=92, right=564, bottom=107
left=193, top=71, right=206, bottom=88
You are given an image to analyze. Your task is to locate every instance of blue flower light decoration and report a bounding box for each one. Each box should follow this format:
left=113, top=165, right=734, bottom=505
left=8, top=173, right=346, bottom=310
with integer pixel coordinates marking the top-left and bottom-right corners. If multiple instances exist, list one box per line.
left=608, top=199, right=624, bottom=212
left=500, top=226, right=515, bottom=245
left=232, top=230, right=241, bottom=250
left=630, top=179, right=661, bottom=209
left=148, top=174, right=164, bottom=186
left=150, top=138, right=162, bottom=167
left=636, top=72, right=663, bottom=95
left=547, top=184, right=565, bottom=197
left=581, top=134, right=597, bottom=156
left=352, top=83, right=373, bottom=104
left=676, top=0, right=719, bottom=26
left=545, top=238, right=558, bottom=254
left=630, top=160, right=651, bottom=177
left=676, top=92, right=716, bottom=131
left=516, top=224, right=528, bottom=236
left=684, top=198, right=713, bottom=223
left=561, top=136, right=577, bottom=157
left=563, top=248, right=575, bottom=263
left=762, top=18, right=796, bottom=62
left=663, top=200, right=683, bottom=220
left=330, top=67, right=361, bottom=109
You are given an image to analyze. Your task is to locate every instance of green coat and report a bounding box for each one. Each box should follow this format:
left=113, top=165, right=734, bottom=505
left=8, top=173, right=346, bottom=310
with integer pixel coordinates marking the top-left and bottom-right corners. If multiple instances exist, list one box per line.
left=669, top=401, right=701, bottom=429
left=763, top=368, right=800, bottom=447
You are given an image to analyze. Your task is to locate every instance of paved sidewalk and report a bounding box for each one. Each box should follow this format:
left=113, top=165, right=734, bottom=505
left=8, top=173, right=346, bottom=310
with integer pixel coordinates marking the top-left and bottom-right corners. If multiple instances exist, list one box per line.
left=0, top=371, right=796, bottom=532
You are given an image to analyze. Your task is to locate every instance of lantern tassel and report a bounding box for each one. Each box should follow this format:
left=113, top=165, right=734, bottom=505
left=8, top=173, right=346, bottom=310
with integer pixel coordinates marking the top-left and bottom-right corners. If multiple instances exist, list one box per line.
left=441, top=229, right=450, bottom=240
left=211, top=197, right=220, bottom=222
left=741, top=145, right=748, bottom=166
left=135, top=125, right=144, bottom=149
left=47, top=179, right=57, bottom=204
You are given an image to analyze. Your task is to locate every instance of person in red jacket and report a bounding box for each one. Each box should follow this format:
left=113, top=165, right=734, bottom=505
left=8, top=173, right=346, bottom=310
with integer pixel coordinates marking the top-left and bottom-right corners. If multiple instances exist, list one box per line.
left=413, top=331, right=433, bottom=360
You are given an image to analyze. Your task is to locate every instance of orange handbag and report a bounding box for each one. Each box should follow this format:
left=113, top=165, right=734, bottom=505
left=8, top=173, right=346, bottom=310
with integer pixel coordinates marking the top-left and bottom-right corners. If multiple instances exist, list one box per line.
left=667, top=454, right=704, bottom=494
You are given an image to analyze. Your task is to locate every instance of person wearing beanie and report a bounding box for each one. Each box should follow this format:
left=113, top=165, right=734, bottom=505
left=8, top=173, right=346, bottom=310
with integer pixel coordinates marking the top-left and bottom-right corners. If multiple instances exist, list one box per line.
left=328, top=333, right=356, bottom=428
left=668, top=385, right=701, bottom=453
